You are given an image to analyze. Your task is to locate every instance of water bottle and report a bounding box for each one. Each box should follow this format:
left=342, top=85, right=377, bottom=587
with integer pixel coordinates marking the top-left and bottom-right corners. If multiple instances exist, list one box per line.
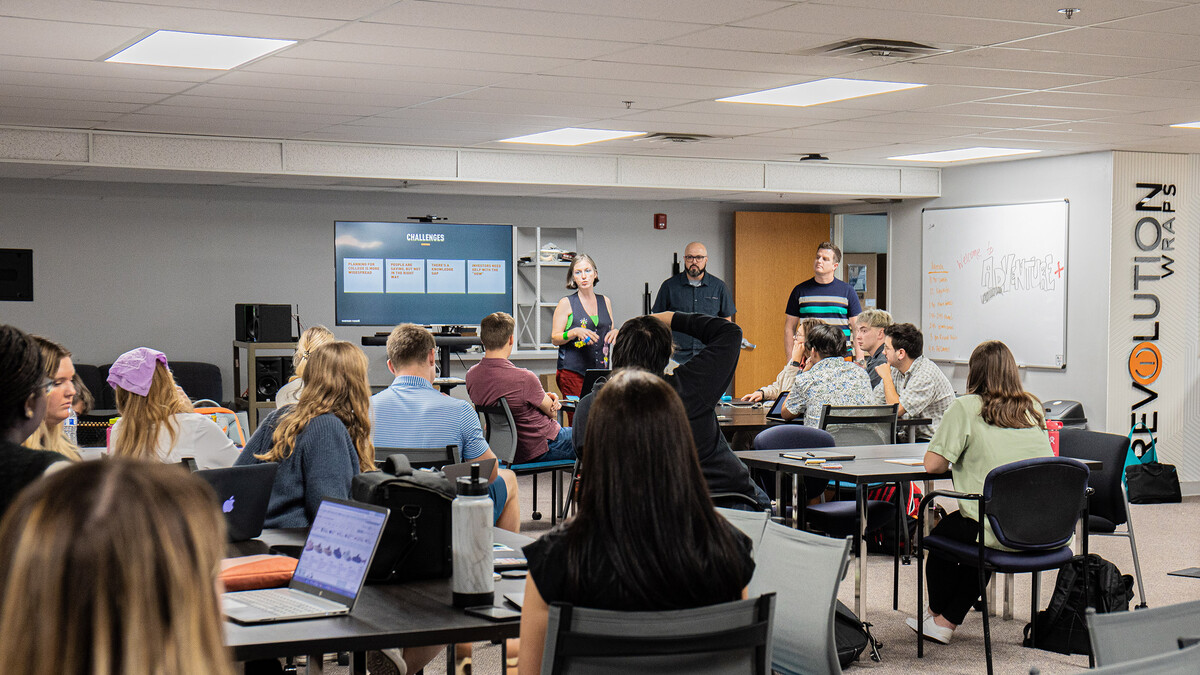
left=64, top=409, right=78, bottom=446
left=452, top=463, right=494, bottom=607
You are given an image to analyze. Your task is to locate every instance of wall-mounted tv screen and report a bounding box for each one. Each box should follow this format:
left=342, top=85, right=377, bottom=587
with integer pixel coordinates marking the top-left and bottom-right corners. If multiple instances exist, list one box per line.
left=335, top=221, right=513, bottom=327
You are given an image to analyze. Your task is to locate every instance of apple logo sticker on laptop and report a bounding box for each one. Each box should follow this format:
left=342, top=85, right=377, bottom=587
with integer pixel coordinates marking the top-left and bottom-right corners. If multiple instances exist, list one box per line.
left=223, top=496, right=236, bottom=513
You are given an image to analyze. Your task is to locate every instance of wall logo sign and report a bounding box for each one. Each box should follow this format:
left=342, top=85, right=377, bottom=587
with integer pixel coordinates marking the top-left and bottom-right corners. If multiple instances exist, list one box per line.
left=1126, top=182, right=1176, bottom=457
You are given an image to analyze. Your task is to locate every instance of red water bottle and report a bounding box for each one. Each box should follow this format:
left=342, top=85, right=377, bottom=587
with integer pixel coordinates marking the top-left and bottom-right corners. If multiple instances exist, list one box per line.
left=1047, top=420, right=1063, bottom=456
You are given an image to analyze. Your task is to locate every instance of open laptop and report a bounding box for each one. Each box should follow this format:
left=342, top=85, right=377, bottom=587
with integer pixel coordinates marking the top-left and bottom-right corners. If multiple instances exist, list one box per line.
left=223, top=498, right=389, bottom=624
left=196, top=463, right=279, bottom=542
left=765, top=391, right=790, bottom=421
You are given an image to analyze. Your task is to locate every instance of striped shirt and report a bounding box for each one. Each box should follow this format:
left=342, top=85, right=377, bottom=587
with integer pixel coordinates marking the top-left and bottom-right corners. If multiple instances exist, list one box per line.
left=370, top=375, right=489, bottom=463
left=784, top=277, right=862, bottom=345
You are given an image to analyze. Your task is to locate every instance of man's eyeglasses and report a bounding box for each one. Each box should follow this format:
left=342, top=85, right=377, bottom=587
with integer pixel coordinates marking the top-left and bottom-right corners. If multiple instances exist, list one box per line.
left=684, top=255, right=707, bottom=262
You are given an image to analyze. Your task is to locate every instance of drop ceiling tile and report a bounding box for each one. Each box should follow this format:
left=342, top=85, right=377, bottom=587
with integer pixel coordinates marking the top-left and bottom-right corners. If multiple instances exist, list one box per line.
left=413, top=0, right=789, bottom=24
left=492, top=74, right=736, bottom=100
left=154, top=94, right=392, bottom=117
left=209, top=71, right=475, bottom=98
left=0, top=17, right=145, bottom=61
left=855, top=61, right=1102, bottom=90
left=367, top=3, right=704, bottom=42
left=366, top=108, right=586, bottom=129
left=87, top=0, right=397, bottom=21
left=984, top=90, right=1195, bottom=112
left=862, top=110, right=1053, bottom=129
left=101, top=115, right=324, bottom=138
left=0, top=70, right=201, bottom=95
left=819, top=0, right=1182, bottom=25
left=278, top=40, right=578, bottom=73
left=970, top=128, right=1160, bottom=144
left=928, top=101, right=1135, bottom=121
left=0, top=109, right=119, bottom=126
left=1087, top=106, right=1200, bottom=126
left=614, top=109, right=819, bottom=131
left=0, top=83, right=167, bottom=104
left=1104, top=4, right=1200, bottom=35
left=920, top=47, right=1195, bottom=78
left=319, top=22, right=634, bottom=60
left=536, top=60, right=809, bottom=90
left=734, top=4, right=1064, bottom=46
left=242, top=58, right=521, bottom=87
left=661, top=26, right=855, bottom=53
left=0, top=54, right=217, bottom=83
left=1058, top=77, right=1200, bottom=99
left=120, top=104, right=362, bottom=126
left=1006, top=27, right=1199, bottom=61
left=1031, top=120, right=1179, bottom=137
left=182, top=83, right=433, bottom=108
left=594, top=45, right=862, bottom=77
left=449, top=86, right=694, bottom=111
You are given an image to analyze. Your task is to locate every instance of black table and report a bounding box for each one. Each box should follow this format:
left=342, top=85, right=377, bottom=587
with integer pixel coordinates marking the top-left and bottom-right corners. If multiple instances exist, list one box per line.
left=226, top=529, right=530, bottom=674
left=738, top=444, right=936, bottom=620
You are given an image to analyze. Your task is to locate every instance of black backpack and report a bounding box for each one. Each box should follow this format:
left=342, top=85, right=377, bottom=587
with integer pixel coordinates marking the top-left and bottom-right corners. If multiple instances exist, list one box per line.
left=834, top=600, right=881, bottom=666
left=351, top=455, right=455, bottom=584
left=1023, top=553, right=1134, bottom=655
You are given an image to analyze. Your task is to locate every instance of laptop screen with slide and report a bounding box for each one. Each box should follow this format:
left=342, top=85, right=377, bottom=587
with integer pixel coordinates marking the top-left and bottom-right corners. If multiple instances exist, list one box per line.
left=290, top=500, right=388, bottom=603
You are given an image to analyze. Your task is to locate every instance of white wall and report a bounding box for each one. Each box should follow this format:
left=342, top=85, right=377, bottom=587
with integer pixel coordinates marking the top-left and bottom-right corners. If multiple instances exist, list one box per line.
left=888, top=152, right=1114, bottom=431
left=0, top=178, right=803, bottom=399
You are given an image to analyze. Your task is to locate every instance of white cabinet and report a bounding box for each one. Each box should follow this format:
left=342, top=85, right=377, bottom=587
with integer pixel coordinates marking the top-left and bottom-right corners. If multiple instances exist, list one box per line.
left=514, top=226, right=581, bottom=351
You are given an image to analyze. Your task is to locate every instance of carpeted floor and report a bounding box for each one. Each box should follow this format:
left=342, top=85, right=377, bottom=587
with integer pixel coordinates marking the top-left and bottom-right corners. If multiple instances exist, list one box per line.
left=320, top=474, right=1200, bottom=675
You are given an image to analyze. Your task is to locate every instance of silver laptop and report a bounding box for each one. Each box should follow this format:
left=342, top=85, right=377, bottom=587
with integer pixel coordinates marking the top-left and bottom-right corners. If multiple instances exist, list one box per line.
left=223, top=498, right=389, bottom=624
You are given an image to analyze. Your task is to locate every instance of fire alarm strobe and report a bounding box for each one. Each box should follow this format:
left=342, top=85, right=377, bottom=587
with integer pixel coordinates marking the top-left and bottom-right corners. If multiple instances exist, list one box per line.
left=654, top=213, right=667, bottom=230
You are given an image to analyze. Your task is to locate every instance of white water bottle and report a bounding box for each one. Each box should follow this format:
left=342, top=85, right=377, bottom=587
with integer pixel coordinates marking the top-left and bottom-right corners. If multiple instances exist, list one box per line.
left=64, top=408, right=78, bottom=445
left=451, top=462, right=494, bottom=607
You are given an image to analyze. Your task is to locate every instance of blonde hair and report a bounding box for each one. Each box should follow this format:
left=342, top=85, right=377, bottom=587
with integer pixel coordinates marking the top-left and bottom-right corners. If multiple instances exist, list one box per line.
left=855, top=308, right=893, bottom=330
left=22, top=337, right=80, bottom=461
left=111, top=364, right=191, bottom=461
left=0, top=459, right=232, bottom=675
left=257, top=341, right=375, bottom=471
left=565, top=254, right=600, bottom=290
left=292, top=325, right=335, bottom=381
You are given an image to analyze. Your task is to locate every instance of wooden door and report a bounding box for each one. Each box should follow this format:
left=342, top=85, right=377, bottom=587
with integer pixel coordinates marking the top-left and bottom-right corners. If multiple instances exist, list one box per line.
left=733, top=212, right=831, bottom=395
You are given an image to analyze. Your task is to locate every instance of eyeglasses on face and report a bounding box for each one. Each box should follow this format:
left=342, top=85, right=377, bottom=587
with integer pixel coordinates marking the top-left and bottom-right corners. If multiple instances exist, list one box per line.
left=684, top=255, right=707, bottom=262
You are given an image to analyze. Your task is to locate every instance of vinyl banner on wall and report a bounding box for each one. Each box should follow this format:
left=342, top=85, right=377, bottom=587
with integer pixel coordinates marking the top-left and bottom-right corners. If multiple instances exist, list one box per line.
left=1108, top=152, right=1198, bottom=484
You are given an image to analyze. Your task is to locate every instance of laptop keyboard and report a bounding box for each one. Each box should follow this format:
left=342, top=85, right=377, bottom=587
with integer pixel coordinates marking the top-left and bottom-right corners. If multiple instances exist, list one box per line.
left=234, top=589, right=334, bottom=615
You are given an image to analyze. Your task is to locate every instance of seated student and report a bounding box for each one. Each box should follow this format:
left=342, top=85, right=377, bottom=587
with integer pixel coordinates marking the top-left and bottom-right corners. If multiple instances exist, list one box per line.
left=909, top=340, right=1052, bottom=644
left=21, top=336, right=81, bottom=461
left=108, top=348, right=239, bottom=469
left=853, top=308, right=894, bottom=389
left=572, top=312, right=768, bottom=511
left=275, top=325, right=335, bottom=407
left=371, top=323, right=520, bottom=533
left=518, top=369, right=755, bottom=674
left=71, top=372, right=93, bottom=417
left=236, top=341, right=376, bottom=528
left=0, top=325, right=71, bottom=518
left=874, top=323, right=955, bottom=440
left=741, top=317, right=825, bottom=403
left=781, top=322, right=874, bottom=427
left=0, top=458, right=233, bottom=675
left=466, top=312, right=574, bottom=464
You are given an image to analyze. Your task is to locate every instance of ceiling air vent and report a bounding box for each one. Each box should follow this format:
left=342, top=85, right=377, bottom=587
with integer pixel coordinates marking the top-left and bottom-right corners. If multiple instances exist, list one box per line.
left=641, top=132, right=714, bottom=144
left=796, top=38, right=949, bottom=59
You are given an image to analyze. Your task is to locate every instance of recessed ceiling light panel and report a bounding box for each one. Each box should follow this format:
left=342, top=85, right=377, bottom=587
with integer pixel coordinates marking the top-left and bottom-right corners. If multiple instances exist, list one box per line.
left=717, top=77, right=925, bottom=107
left=106, top=30, right=296, bottom=70
left=888, top=147, right=1041, bottom=162
left=497, top=128, right=645, bottom=146
left=1170, top=121, right=1200, bottom=129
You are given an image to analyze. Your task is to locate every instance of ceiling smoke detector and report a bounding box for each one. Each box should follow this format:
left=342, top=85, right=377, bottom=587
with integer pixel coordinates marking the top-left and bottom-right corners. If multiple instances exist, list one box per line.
left=641, top=132, right=714, bottom=144
left=798, top=153, right=829, bottom=161
left=798, top=38, right=950, bottom=59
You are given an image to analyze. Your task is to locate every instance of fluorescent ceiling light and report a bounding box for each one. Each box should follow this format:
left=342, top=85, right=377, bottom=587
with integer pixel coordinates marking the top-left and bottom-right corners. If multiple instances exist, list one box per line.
left=889, top=147, right=1041, bottom=162
left=498, top=128, right=645, bottom=146
left=106, top=30, right=296, bottom=70
left=718, top=77, right=925, bottom=107
left=1170, top=121, right=1200, bottom=129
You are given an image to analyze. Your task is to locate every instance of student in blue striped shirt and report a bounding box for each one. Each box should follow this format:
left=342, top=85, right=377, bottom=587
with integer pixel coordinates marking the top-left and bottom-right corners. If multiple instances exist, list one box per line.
left=371, top=323, right=520, bottom=533
left=783, top=242, right=863, bottom=360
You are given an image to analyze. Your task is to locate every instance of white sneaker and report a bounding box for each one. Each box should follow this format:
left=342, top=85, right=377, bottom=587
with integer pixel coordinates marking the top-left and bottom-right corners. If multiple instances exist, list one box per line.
left=906, top=615, right=954, bottom=644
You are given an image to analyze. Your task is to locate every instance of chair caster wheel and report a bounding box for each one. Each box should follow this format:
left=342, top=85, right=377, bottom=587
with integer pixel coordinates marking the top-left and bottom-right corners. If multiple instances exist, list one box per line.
left=532, top=512, right=542, bottom=520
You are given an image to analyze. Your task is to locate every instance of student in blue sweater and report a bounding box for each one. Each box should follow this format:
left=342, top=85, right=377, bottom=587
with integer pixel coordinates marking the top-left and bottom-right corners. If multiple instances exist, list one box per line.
left=236, top=341, right=375, bottom=528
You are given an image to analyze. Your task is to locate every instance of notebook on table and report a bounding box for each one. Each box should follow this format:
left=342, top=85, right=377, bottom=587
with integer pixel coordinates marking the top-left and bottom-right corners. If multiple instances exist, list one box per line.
left=196, top=462, right=279, bottom=542
left=222, top=498, right=389, bottom=624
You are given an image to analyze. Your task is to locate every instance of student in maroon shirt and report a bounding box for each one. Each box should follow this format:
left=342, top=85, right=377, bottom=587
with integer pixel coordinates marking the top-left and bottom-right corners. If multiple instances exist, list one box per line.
left=466, top=312, right=574, bottom=464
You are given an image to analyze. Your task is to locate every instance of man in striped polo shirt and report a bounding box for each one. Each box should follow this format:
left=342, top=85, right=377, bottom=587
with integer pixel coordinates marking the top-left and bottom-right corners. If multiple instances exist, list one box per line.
left=783, top=242, right=863, bottom=360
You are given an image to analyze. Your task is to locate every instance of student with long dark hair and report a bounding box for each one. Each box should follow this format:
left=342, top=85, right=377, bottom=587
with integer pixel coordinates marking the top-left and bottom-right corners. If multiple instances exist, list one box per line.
left=910, top=340, right=1052, bottom=644
left=0, top=325, right=70, bottom=518
left=518, top=369, right=755, bottom=673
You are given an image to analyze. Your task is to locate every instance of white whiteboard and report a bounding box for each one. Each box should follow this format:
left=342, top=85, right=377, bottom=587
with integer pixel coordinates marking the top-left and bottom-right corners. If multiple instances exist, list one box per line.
left=922, top=201, right=1069, bottom=368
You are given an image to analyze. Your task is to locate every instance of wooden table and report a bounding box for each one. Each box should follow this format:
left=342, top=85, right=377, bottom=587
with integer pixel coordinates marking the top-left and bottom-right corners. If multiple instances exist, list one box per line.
left=226, top=529, right=530, bottom=674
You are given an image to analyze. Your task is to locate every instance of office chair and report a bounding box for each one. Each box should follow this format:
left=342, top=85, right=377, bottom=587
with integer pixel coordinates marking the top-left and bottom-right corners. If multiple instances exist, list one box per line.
left=476, top=399, right=574, bottom=523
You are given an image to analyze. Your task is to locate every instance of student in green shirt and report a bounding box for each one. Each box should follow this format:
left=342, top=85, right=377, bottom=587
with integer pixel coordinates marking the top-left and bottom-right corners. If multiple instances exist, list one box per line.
left=909, top=340, right=1052, bottom=645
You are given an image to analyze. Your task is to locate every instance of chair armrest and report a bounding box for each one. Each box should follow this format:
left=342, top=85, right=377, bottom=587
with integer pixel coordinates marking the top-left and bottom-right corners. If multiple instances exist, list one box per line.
left=916, top=489, right=982, bottom=531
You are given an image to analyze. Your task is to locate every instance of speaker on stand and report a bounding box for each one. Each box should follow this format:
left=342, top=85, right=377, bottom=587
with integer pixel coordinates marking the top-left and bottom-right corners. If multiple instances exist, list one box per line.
left=255, top=357, right=285, bottom=401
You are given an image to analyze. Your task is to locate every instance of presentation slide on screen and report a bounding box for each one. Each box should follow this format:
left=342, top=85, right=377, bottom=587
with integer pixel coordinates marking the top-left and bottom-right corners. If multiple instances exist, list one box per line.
left=335, top=222, right=513, bottom=326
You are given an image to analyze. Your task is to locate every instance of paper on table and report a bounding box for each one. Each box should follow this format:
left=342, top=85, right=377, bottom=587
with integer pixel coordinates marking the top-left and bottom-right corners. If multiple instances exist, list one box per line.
left=884, top=458, right=925, bottom=466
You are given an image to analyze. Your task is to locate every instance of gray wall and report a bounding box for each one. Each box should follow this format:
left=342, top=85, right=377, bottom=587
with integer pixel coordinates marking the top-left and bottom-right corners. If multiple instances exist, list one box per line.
left=0, top=178, right=803, bottom=399
left=888, top=152, right=1114, bottom=431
